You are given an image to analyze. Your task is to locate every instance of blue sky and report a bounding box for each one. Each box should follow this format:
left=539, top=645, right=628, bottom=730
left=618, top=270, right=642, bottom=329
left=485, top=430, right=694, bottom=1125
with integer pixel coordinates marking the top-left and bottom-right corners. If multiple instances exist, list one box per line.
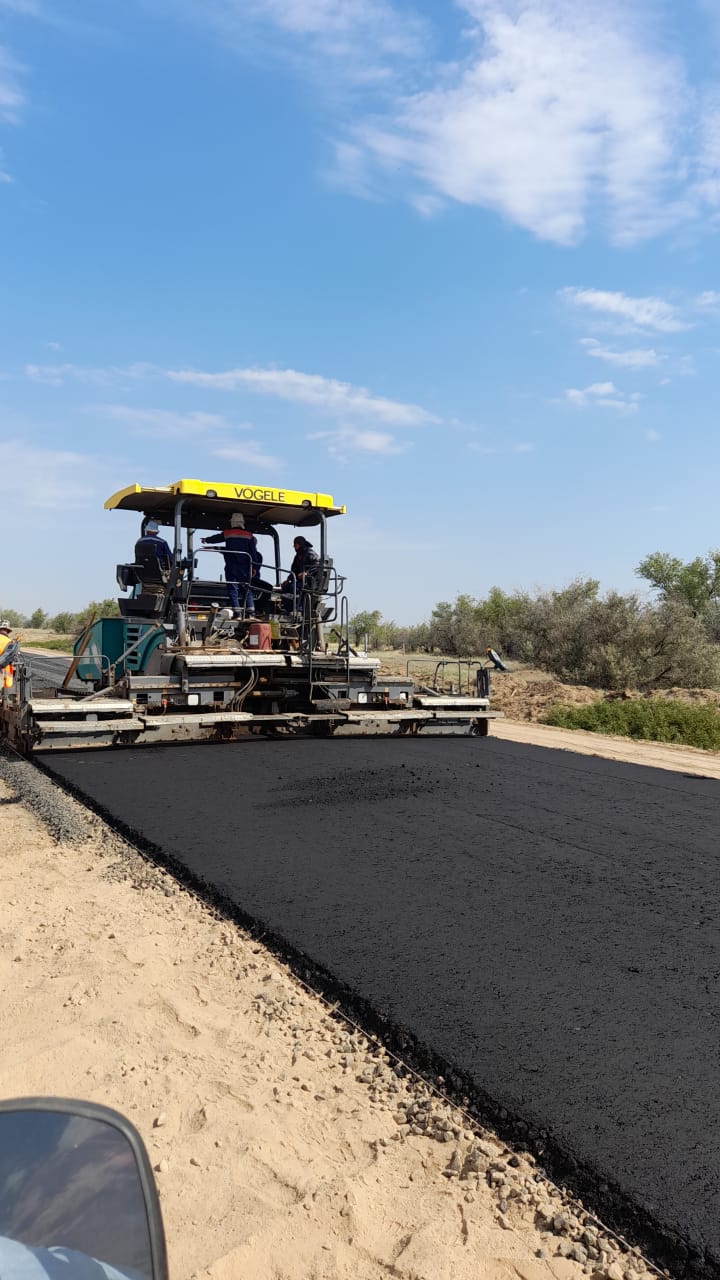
left=1, top=0, right=719, bottom=621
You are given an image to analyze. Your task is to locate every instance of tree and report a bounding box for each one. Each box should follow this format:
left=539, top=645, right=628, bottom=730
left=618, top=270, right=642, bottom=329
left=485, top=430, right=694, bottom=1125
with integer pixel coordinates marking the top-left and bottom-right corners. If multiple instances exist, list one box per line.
left=50, top=612, right=76, bottom=634
left=636, top=550, right=720, bottom=616
left=29, top=608, right=48, bottom=629
left=0, top=608, right=26, bottom=628
left=349, top=610, right=383, bottom=648
left=74, top=599, right=121, bottom=628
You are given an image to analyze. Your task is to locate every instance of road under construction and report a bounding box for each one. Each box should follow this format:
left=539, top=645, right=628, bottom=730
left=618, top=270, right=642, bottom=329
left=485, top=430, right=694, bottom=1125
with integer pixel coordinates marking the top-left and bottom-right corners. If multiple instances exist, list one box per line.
left=3, top=473, right=719, bottom=1276
left=35, top=714, right=720, bottom=1278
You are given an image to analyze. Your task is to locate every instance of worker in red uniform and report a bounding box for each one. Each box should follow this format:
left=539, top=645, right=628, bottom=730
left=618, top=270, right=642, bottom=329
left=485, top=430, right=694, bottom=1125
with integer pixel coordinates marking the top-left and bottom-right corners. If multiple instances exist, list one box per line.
left=201, top=513, right=259, bottom=617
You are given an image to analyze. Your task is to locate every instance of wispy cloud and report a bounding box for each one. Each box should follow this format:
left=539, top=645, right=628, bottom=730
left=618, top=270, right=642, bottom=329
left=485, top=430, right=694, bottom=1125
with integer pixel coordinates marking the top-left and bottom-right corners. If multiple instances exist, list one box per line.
left=0, top=1, right=42, bottom=13
left=91, top=404, right=252, bottom=439
left=0, top=440, right=103, bottom=508
left=181, top=0, right=426, bottom=87
left=694, top=92, right=720, bottom=210
left=25, top=361, right=153, bottom=387
left=212, top=441, right=283, bottom=470
left=645, top=428, right=661, bottom=442
left=0, top=43, right=25, bottom=181
left=0, top=46, right=24, bottom=124
left=166, top=365, right=439, bottom=426
left=562, top=381, right=641, bottom=413
left=468, top=438, right=535, bottom=456
left=307, top=425, right=409, bottom=458
left=561, top=287, right=688, bottom=333
left=579, top=337, right=660, bottom=368
left=162, top=0, right=720, bottom=246
left=695, top=290, right=720, bottom=309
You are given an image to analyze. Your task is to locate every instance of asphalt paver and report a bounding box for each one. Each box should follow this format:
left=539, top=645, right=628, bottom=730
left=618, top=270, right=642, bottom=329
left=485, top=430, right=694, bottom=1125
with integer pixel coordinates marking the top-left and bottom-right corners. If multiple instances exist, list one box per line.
left=46, top=737, right=720, bottom=1271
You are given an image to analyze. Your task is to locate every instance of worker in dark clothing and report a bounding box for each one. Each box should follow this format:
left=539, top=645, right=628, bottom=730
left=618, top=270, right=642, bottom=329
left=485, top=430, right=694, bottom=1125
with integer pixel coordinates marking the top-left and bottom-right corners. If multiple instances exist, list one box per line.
left=201, top=513, right=257, bottom=616
left=281, top=536, right=320, bottom=614
left=134, top=519, right=172, bottom=584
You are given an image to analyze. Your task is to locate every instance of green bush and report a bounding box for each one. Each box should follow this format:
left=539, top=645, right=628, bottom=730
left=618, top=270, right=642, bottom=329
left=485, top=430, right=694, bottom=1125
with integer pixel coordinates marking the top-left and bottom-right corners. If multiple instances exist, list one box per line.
left=544, top=699, right=720, bottom=750
left=27, top=637, right=74, bottom=652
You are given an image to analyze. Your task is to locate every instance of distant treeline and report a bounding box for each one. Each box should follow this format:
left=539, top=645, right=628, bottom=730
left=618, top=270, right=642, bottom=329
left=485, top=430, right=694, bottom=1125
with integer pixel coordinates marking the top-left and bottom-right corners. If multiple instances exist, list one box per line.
left=348, top=550, right=720, bottom=691
left=0, top=600, right=121, bottom=634
left=6, top=550, right=720, bottom=690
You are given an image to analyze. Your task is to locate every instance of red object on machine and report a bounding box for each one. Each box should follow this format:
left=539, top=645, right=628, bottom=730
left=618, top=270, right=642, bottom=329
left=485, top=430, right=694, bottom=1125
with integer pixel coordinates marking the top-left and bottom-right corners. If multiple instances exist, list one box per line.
left=247, top=622, right=272, bottom=651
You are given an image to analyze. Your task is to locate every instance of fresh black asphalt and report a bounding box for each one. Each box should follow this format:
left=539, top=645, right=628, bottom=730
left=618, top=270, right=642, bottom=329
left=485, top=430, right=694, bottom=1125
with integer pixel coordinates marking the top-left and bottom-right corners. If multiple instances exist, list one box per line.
left=27, top=652, right=83, bottom=692
left=45, top=737, right=720, bottom=1273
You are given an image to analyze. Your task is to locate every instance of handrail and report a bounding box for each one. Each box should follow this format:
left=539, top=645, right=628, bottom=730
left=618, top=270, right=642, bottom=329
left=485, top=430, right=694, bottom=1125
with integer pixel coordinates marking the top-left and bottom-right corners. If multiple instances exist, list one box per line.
left=340, top=594, right=351, bottom=685
left=406, top=656, right=486, bottom=696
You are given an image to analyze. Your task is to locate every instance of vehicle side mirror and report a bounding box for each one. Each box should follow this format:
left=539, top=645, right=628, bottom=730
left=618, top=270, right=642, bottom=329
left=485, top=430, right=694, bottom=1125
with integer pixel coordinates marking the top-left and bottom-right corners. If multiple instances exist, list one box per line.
left=0, top=1098, right=168, bottom=1279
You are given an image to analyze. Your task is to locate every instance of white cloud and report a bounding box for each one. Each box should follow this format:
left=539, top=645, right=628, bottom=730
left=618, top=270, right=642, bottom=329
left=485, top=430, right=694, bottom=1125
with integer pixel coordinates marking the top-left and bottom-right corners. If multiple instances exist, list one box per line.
left=46, top=340, right=63, bottom=351
left=0, top=46, right=24, bottom=124
left=0, top=440, right=102, bottom=508
left=562, top=381, right=640, bottom=412
left=166, top=365, right=438, bottom=426
left=0, top=1, right=41, bottom=12
left=579, top=337, right=660, bottom=368
left=24, top=361, right=153, bottom=387
left=694, top=93, right=720, bottom=209
left=186, top=0, right=426, bottom=86
left=645, top=428, right=660, bottom=442
left=0, top=44, right=25, bottom=182
left=307, top=426, right=409, bottom=458
left=349, top=0, right=689, bottom=245
left=561, top=287, right=688, bottom=332
left=92, top=404, right=249, bottom=438
left=245, top=0, right=422, bottom=54
left=696, top=290, right=720, bottom=309
left=212, top=442, right=283, bottom=470
left=468, top=439, right=533, bottom=455
left=325, top=141, right=380, bottom=200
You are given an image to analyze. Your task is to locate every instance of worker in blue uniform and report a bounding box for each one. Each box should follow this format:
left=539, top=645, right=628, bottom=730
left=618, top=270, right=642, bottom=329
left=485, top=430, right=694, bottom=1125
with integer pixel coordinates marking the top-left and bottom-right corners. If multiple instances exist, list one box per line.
left=133, top=520, right=172, bottom=575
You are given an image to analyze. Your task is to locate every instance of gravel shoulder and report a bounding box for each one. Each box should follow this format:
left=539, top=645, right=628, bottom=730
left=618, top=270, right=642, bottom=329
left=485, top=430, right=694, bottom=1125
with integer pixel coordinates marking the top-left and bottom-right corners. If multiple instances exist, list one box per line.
left=0, top=750, right=659, bottom=1280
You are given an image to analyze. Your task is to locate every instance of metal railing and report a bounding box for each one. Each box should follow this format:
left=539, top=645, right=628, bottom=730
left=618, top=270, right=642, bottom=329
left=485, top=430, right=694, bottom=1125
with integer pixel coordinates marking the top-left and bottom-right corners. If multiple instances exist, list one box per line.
left=406, top=657, right=487, bottom=696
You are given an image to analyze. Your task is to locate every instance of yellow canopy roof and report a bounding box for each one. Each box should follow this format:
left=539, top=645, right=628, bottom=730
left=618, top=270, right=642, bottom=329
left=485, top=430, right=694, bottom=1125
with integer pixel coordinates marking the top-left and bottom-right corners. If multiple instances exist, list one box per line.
left=104, top=478, right=346, bottom=530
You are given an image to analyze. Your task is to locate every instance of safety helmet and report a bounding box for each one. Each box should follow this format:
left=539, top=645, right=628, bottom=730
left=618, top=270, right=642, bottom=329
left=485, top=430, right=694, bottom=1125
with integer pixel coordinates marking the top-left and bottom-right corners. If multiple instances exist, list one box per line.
left=0, top=620, right=11, bottom=631
left=230, top=513, right=245, bottom=529
left=146, top=519, right=160, bottom=533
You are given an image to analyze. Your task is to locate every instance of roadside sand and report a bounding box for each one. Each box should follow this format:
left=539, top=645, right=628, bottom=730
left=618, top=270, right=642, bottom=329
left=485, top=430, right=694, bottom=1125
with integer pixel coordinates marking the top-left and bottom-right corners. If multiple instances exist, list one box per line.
left=0, top=770, right=658, bottom=1280
left=492, top=719, right=720, bottom=779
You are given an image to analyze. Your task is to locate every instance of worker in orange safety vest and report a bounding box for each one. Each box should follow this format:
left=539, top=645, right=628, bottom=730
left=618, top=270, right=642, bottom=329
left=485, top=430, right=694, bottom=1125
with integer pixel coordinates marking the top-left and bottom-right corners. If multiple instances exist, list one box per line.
left=0, top=620, right=15, bottom=690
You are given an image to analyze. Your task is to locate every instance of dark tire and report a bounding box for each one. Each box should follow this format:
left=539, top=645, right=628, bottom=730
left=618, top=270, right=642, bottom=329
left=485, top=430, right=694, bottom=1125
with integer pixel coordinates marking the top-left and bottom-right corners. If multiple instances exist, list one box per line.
left=471, top=718, right=490, bottom=737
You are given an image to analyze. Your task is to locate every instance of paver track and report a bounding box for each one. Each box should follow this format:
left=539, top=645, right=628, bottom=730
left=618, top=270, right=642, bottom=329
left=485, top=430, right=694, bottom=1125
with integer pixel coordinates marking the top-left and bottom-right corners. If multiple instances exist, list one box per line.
left=43, top=733, right=720, bottom=1276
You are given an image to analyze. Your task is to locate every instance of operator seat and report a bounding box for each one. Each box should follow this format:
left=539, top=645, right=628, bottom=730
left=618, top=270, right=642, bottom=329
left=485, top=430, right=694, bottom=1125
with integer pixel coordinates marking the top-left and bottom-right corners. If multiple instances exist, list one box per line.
left=116, top=556, right=169, bottom=619
left=134, top=544, right=170, bottom=587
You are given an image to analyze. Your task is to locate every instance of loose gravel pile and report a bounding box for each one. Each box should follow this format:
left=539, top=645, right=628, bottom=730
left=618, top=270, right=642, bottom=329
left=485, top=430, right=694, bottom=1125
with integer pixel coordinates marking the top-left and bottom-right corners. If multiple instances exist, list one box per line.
left=0, top=745, right=98, bottom=844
